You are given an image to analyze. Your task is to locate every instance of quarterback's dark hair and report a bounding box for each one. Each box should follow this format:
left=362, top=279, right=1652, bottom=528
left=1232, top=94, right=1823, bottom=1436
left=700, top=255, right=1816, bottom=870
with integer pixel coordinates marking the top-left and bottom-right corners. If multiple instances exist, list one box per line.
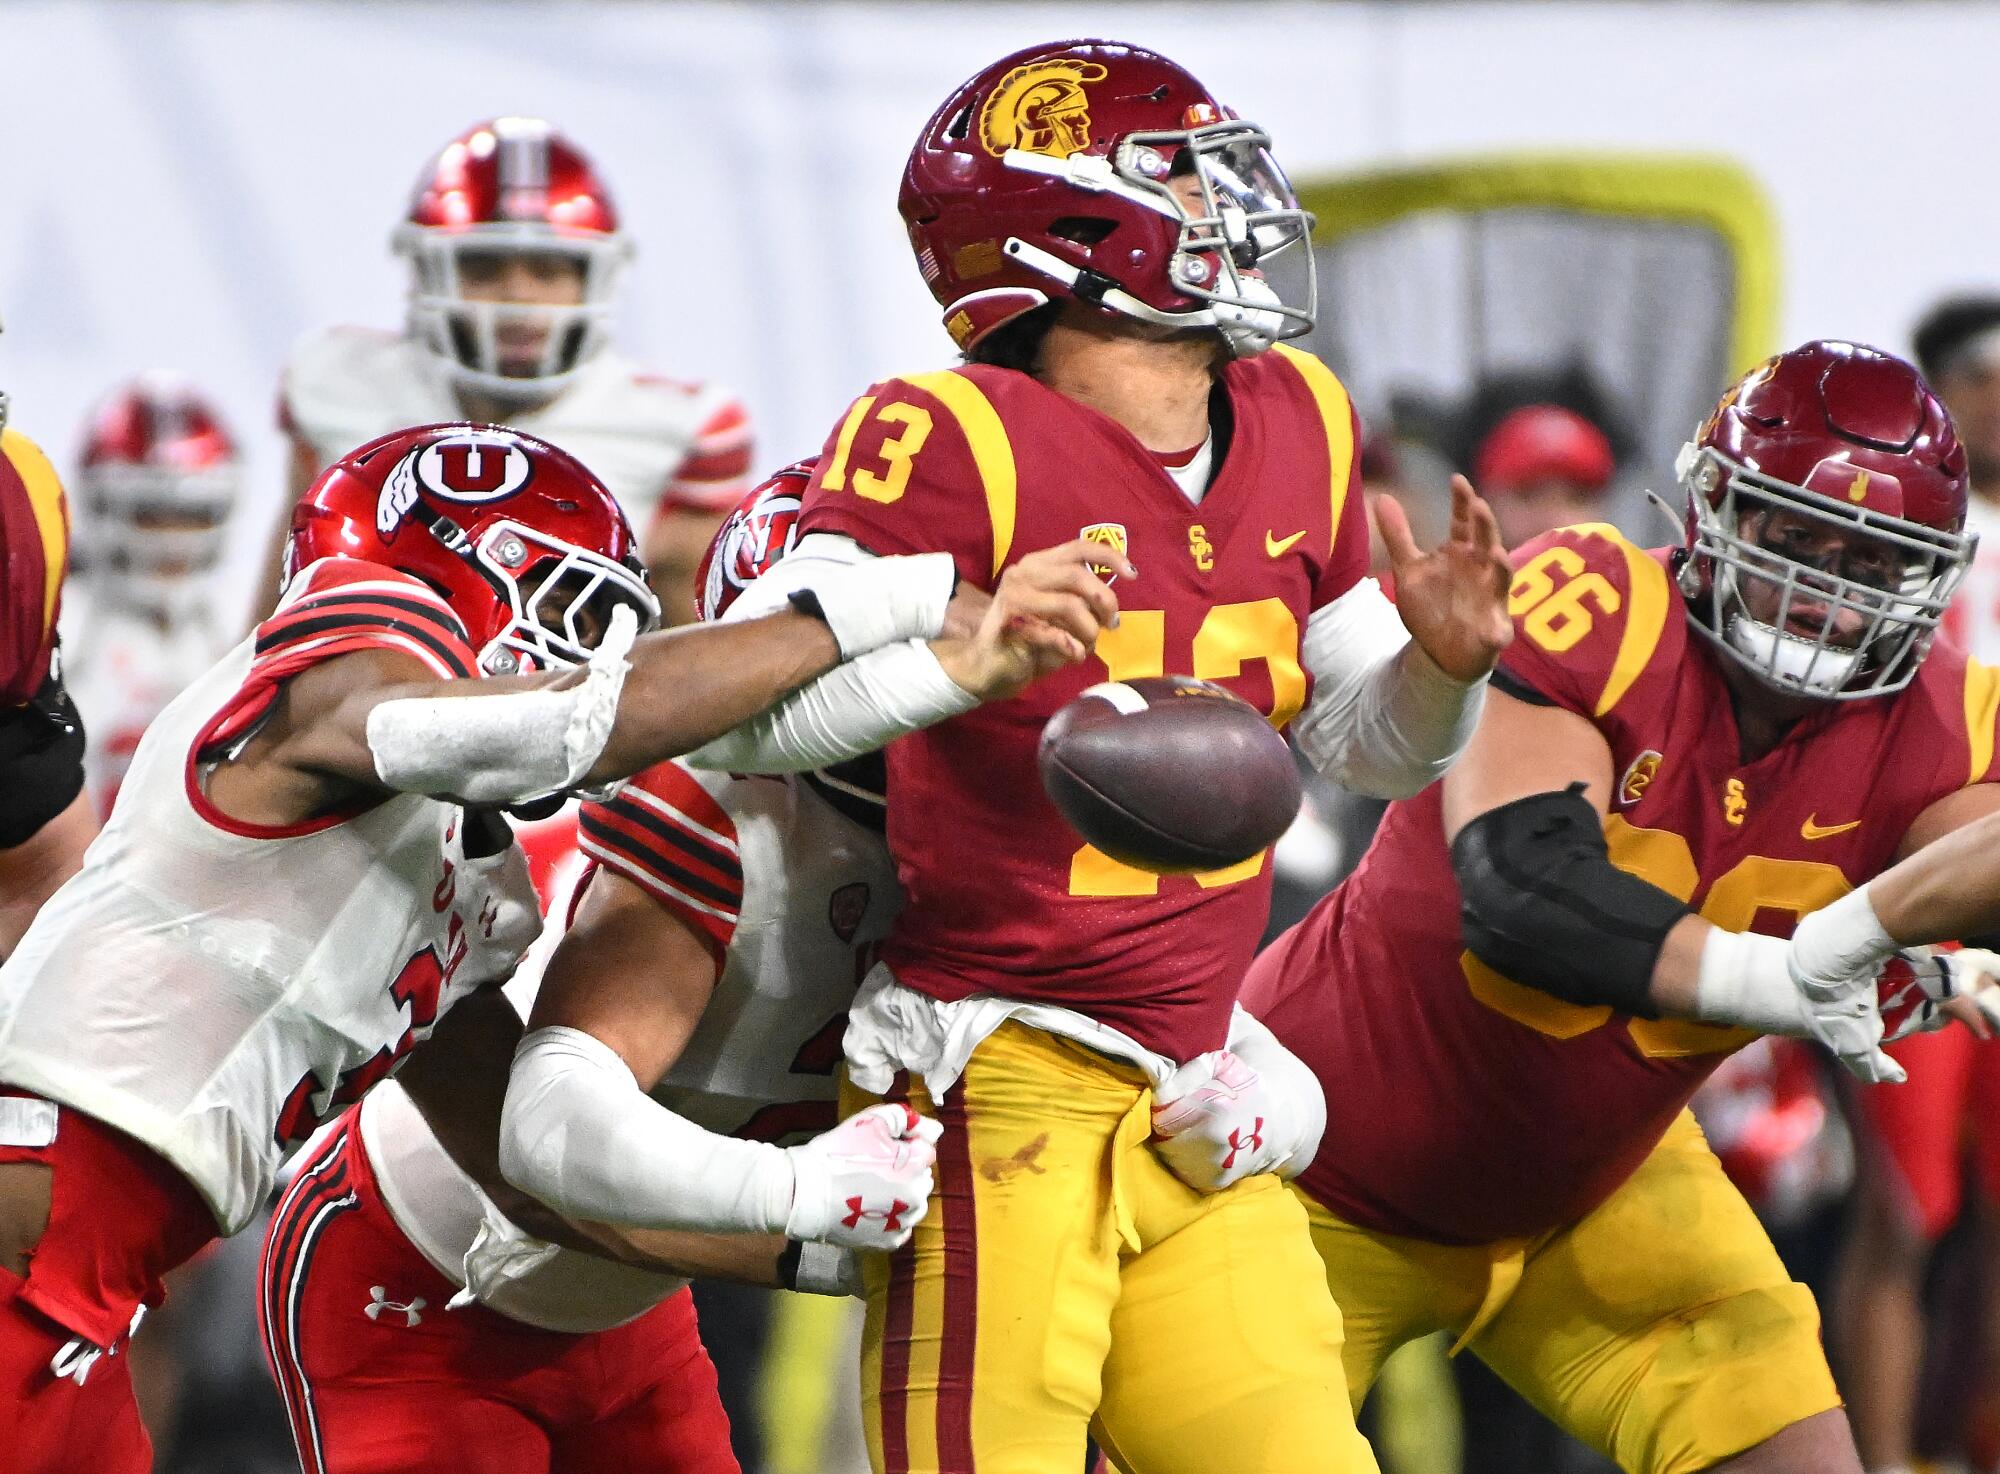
left=964, top=301, right=1063, bottom=375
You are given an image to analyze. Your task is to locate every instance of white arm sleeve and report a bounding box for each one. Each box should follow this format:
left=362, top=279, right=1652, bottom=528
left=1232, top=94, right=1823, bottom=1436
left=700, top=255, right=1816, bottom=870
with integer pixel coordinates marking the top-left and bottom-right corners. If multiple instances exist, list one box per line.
left=499, top=1025, right=795, bottom=1234
left=687, top=535, right=979, bottom=773
left=1292, top=579, right=1487, bottom=801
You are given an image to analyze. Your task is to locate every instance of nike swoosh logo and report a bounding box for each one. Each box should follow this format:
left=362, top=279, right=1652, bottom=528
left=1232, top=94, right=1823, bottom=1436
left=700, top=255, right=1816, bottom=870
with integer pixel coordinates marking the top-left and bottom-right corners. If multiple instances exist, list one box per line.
left=1265, top=529, right=1306, bottom=557
left=1800, top=815, right=1861, bottom=841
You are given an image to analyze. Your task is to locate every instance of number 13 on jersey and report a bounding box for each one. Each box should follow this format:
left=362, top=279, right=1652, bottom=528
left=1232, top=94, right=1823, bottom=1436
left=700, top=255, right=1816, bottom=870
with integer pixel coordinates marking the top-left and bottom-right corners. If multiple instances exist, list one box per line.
left=1072, top=599, right=1305, bottom=897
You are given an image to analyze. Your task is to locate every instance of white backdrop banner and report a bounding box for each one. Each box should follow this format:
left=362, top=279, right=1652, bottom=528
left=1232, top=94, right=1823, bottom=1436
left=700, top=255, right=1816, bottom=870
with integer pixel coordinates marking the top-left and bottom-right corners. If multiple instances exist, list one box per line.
left=0, top=0, right=1987, bottom=621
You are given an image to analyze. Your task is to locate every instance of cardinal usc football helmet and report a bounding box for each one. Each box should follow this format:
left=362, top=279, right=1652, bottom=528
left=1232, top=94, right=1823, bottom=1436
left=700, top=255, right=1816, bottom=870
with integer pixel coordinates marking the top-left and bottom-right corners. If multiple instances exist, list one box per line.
left=77, top=375, right=238, bottom=613
left=284, top=423, right=659, bottom=675
left=901, top=40, right=1315, bottom=358
left=1676, top=340, right=1973, bottom=700
left=694, top=461, right=810, bottom=623
left=392, top=118, right=631, bottom=402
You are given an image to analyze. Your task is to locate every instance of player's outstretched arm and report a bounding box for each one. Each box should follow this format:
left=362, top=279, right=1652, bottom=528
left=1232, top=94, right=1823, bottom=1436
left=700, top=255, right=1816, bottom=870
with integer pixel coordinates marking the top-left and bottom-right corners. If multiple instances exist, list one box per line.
left=0, top=792, right=95, bottom=957
left=1291, top=477, right=1508, bottom=801
left=257, top=551, right=961, bottom=817
left=1828, top=789, right=2000, bottom=951
left=1443, top=686, right=1907, bottom=1082
left=497, top=866, right=938, bottom=1266
left=688, top=535, right=1130, bottom=775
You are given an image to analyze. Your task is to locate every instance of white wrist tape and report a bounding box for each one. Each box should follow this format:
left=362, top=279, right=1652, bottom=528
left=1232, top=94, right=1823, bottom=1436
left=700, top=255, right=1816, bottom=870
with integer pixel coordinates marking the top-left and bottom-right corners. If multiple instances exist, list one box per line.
left=499, top=1026, right=795, bottom=1234
left=687, top=639, right=978, bottom=774
left=794, top=552, right=957, bottom=658
left=1294, top=581, right=1486, bottom=801
left=368, top=605, right=637, bottom=804
left=1788, top=887, right=1898, bottom=996
left=782, top=1241, right=865, bottom=1298
left=1694, top=927, right=1807, bottom=1034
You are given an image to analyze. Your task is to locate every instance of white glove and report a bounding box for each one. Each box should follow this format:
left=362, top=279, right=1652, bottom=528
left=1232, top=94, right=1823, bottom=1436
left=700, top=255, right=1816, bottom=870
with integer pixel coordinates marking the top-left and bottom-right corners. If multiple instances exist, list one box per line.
left=1697, top=911, right=1907, bottom=1085
left=783, top=1103, right=942, bottom=1251
left=1151, top=1012, right=1325, bottom=1193
left=1880, top=947, right=2000, bottom=1041
left=1786, top=889, right=1908, bottom=1084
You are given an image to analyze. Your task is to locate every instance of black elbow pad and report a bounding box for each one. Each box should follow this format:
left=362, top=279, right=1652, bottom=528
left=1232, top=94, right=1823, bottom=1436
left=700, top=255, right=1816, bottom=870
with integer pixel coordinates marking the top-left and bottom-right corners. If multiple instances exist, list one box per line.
left=1449, top=784, right=1687, bottom=1018
left=0, top=674, right=86, bottom=849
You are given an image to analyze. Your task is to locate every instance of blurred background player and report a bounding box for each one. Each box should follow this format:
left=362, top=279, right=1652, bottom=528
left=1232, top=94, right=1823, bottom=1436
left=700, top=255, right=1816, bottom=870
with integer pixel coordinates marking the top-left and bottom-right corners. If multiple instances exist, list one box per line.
left=64, top=377, right=237, bottom=812
left=1246, top=340, right=1993, bottom=1474
left=0, top=354, right=94, bottom=956
left=1469, top=403, right=1618, bottom=550
left=1830, top=297, right=2000, bottom=1474
left=262, top=116, right=752, bottom=624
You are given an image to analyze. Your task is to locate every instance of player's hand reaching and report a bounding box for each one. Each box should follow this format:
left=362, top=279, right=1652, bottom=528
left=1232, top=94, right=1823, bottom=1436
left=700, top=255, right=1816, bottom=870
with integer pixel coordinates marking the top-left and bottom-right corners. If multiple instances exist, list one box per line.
left=1151, top=1013, right=1325, bottom=1193
left=1379, top=475, right=1513, bottom=683
left=783, top=1103, right=943, bottom=1252
left=934, top=537, right=1133, bottom=701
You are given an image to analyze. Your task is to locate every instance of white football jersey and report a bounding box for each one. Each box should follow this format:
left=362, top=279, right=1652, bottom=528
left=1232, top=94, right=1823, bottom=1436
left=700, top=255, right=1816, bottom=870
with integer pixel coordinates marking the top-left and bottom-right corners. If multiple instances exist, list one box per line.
left=1943, top=496, right=2000, bottom=662
left=360, top=763, right=899, bottom=1333
left=280, top=327, right=752, bottom=531
left=0, top=558, right=542, bottom=1235
left=66, top=596, right=228, bottom=813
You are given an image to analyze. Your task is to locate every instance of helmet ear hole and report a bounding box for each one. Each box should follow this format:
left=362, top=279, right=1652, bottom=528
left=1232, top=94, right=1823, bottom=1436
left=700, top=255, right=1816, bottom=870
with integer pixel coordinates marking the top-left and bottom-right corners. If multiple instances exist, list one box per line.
left=1049, top=217, right=1116, bottom=245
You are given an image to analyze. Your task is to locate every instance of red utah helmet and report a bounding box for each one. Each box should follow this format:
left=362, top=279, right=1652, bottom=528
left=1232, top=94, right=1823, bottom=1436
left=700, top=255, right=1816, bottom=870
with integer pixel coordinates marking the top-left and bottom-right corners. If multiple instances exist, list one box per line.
left=392, top=118, right=631, bottom=401
left=694, top=461, right=811, bottom=623
left=77, top=374, right=238, bottom=601
left=1676, top=340, right=1973, bottom=700
left=901, top=40, right=1314, bottom=357
left=284, top=423, right=659, bottom=675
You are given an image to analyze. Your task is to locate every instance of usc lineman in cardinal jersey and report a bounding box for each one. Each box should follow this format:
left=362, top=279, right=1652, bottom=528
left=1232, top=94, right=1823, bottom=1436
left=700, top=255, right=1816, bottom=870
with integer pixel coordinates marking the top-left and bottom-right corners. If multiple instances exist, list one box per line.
left=1245, top=341, right=2000, bottom=1474
left=714, top=39, right=1512, bottom=1474
left=0, top=393, right=94, bottom=955
left=267, top=117, right=753, bottom=623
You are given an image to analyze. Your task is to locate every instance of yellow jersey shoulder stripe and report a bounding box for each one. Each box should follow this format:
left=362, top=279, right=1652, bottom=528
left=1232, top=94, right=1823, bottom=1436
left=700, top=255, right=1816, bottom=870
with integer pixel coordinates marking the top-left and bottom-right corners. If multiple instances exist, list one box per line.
left=0, top=429, right=70, bottom=639
left=901, top=370, right=1018, bottom=579
left=1269, top=344, right=1357, bottom=561
left=1563, top=521, right=1671, bottom=718
left=1964, top=658, right=2000, bottom=786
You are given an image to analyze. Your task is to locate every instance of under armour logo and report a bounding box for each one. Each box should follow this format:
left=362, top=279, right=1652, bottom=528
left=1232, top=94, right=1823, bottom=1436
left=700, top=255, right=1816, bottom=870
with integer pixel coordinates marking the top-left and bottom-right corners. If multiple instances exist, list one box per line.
left=364, top=1286, right=427, bottom=1327
left=1221, top=1117, right=1266, bottom=1171
left=49, top=1338, right=105, bottom=1385
left=840, top=1196, right=911, bottom=1234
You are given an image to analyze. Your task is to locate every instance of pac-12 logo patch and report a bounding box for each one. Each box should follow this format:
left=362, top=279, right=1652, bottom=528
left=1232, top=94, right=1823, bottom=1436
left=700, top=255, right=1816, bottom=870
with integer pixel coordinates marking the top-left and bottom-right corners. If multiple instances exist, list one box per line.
left=1080, top=522, right=1128, bottom=582
left=1618, top=750, right=1662, bottom=807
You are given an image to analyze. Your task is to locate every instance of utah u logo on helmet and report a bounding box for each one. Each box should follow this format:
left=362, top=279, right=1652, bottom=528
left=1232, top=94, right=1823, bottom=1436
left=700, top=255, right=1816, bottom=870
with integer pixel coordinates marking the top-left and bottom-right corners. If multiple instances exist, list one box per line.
left=978, top=59, right=1107, bottom=158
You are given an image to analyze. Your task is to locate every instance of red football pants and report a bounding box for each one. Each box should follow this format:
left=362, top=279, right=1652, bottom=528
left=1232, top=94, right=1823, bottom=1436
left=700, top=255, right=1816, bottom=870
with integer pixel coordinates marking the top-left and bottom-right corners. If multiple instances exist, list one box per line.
left=258, top=1114, right=739, bottom=1474
left=1859, top=1026, right=2000, bottom=1239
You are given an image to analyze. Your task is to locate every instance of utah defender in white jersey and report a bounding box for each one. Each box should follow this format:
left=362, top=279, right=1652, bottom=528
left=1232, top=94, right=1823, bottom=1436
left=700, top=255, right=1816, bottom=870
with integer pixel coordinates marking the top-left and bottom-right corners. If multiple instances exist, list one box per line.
left=64, top=377, right=236, bottom=811
left=268, top=116, right=753, bottom=622
left=0, top=423, right=1019, bottom=1474
left=259, top=756, right=900, bottom=1474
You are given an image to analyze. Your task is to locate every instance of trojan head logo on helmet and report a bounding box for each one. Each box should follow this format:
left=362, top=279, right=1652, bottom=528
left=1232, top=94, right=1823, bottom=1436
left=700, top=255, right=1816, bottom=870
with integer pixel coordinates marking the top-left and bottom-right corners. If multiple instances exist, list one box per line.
left=978, top=59, right=1108, bottom=158
left=286, top=423, right=660, bottom=677
left=901, top=40, right=1316, bottom=358
left=1676, top=340, right=1975, bottom=701
left=393, top=118, right=632, bottom=404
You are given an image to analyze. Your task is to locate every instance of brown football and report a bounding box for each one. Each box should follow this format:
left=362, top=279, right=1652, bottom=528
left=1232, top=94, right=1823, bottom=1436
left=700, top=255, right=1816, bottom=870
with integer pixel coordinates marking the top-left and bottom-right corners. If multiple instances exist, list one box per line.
left=1037, top=676, right=1303, bottom=874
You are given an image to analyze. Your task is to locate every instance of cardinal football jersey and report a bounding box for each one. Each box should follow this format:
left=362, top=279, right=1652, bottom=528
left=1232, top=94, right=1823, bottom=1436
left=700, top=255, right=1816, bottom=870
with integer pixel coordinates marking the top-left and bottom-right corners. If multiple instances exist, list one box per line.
left=0, top=428, right=70, bottom=707
left=798, top=346, right=1368, bottom=1060
left=280, top=327, right=753, bottom=526
left=358, top=761, right=900, bottom=1332
left=1247, top=522, right=2000, bottom=1245
left=0, top=557, right=542, bottom=1234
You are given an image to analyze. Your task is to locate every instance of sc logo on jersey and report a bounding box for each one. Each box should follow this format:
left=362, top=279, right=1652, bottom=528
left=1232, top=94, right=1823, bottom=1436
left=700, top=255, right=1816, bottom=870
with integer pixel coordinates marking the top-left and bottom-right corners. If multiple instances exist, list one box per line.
left=377, top=435, right=534, bottom=540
